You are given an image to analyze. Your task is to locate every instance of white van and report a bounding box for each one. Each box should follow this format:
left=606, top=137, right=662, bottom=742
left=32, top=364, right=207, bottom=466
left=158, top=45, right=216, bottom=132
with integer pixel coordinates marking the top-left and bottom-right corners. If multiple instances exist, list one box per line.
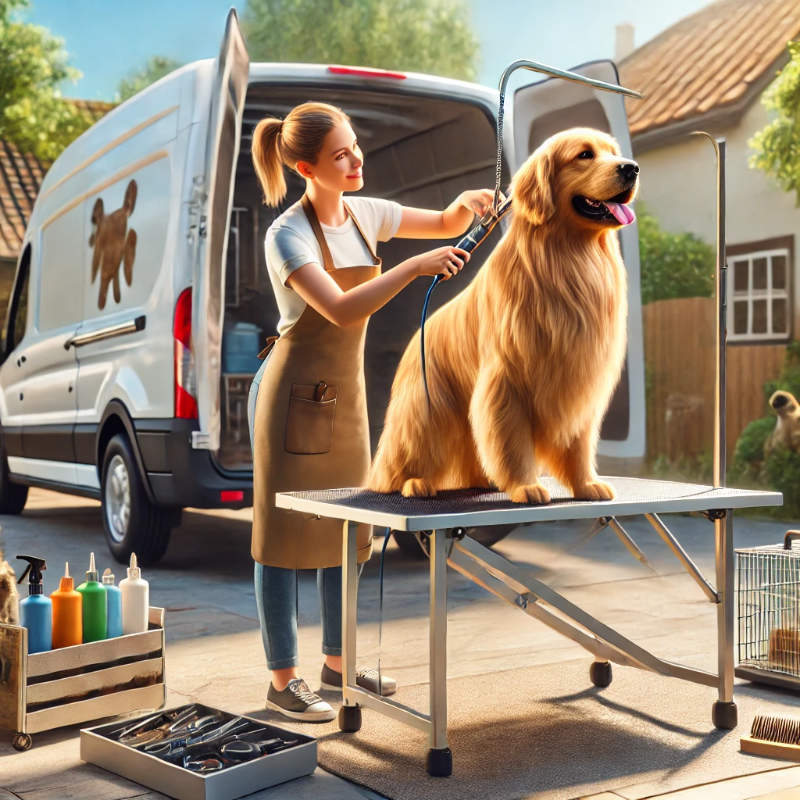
left=0, top=12, right=645, bottom=564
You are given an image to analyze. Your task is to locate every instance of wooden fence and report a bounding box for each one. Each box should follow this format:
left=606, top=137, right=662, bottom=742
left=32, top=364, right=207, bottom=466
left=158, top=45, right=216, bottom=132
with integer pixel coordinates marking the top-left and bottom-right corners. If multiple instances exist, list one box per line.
left=643, top=297, right=786, bottom=462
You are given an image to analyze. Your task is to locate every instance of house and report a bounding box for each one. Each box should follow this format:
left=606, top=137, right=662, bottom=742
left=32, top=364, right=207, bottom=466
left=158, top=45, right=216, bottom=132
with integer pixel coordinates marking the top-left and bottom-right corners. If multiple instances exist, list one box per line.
left=0, top=100, right=113, bottom=321
left=618, top=0, right=800, bottom=463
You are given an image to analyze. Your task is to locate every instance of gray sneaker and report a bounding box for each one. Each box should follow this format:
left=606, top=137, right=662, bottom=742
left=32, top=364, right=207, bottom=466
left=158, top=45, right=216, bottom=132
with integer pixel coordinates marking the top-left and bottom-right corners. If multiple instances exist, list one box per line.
left=266, top=678, right=335, bottom=722
left=320, top=663, right=397, bottom=697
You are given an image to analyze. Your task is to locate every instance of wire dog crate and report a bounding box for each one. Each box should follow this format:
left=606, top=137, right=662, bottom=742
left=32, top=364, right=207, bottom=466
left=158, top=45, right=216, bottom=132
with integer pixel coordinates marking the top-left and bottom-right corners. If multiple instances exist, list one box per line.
left=736, top=531, right=800, bottom=690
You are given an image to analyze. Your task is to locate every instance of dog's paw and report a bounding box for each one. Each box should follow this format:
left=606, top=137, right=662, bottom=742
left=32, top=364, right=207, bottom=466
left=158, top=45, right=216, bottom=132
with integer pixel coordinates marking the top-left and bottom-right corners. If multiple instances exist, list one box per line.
left=508, top=483, right=551, bottom=504
left=401, top=478, right=437, bottom=498
left=573, top=480, right=615, bottom=501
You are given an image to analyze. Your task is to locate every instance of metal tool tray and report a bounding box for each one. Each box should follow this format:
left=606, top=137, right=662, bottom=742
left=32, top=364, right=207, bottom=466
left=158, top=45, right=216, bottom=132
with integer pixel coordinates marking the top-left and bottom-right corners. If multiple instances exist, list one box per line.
left=81, top=702, right=317, bottom=800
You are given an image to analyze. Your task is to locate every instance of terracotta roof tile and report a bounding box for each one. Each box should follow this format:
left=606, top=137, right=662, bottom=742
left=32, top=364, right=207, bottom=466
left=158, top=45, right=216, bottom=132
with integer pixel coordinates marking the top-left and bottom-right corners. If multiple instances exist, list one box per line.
left=0, top=139, right=45, bottom=260
left=0, top=99, right=114, bottom=261
left=620, top=0, right=800, bottom=138
left=67, top=98, right=116, bottom=124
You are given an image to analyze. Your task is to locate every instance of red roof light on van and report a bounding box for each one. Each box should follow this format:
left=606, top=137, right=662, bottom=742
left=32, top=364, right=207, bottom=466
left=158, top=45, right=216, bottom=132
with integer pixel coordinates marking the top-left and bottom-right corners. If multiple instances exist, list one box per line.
left=327, top=65, right=407, bottom=80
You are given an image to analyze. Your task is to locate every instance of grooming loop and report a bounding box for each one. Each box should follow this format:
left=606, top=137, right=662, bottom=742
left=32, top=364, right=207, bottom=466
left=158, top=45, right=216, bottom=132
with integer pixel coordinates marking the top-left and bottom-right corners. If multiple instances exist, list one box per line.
left=736, top=531, right=800, bottom=689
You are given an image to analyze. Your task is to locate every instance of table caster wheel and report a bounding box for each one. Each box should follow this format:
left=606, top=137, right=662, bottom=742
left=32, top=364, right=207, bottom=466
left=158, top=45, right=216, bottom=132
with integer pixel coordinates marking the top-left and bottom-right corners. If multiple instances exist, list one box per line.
left=426, top=747, right=452, bottom=777
left=590, top=660, right=612, bottom=688
left=712, top=700, right=737, bottom=730
left=338, top=704, right=362, bottom=733
left=12, top=732, right=32, bottom=751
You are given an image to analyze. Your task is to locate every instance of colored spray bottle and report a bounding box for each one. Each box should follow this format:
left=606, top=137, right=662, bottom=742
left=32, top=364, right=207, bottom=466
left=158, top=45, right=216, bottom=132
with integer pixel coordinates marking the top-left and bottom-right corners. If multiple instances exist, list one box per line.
left=16, top=555, right=52, bottom=654
left=102, top=567, right=122, bottom=638
left=51, top=562, right=82, bottom=648
left=120, top=552, right=149, bottom=634
left=76, top=552, right=107, bottom=642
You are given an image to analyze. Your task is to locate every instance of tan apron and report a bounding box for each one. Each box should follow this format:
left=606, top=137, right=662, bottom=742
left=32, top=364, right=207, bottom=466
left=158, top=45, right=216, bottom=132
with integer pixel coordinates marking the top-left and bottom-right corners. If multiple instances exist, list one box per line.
left=251, top=195, right=379, bottom=568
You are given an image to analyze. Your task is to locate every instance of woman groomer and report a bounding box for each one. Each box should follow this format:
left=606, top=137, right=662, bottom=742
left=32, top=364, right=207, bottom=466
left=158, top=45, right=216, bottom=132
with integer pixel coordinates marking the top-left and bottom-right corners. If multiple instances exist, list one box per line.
left=249, top=101, right=496, bottom=722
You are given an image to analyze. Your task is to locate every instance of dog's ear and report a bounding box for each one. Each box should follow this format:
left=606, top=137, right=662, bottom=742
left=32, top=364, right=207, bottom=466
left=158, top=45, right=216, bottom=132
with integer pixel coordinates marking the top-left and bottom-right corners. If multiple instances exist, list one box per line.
left=513, top=150, right=555, bottom=226
left=91, top=198, right=104, bottom=226
left=123, top=180, right=137, bottom=216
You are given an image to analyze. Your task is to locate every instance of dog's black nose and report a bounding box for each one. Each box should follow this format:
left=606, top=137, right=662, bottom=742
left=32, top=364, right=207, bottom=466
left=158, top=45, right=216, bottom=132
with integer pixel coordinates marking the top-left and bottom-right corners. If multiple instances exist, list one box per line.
left=773, top=393, right=790, bottom=409
left=618, top=162, right=639, bottom=181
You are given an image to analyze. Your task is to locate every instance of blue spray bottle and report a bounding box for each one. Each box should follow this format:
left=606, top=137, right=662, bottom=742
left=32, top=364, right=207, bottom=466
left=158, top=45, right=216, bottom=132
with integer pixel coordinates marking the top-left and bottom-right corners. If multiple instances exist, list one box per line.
left=16, top=555, right=52, bottom=653
left=102, top=567, right=122, bottom=638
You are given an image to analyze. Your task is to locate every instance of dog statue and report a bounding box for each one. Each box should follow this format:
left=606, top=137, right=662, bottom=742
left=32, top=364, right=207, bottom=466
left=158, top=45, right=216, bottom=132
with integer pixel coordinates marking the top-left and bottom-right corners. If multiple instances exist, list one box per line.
left=368, top=128, right=638, bottom=504
left=765, top=390, right=800, bottom=456
left=89, top=179, right=138, bottom=310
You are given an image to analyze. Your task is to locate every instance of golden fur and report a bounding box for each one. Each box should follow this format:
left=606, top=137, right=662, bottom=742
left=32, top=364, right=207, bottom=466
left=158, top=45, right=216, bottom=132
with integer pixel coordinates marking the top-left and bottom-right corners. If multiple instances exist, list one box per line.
left=0, top=550, right=19, bottom=625
left=368, top=128, right=639, bottom=504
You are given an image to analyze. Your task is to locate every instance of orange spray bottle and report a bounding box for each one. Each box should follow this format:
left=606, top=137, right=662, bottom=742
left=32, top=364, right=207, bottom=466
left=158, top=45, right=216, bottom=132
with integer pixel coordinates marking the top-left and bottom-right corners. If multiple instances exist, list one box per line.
left=51, top=562, right=82, bottom=648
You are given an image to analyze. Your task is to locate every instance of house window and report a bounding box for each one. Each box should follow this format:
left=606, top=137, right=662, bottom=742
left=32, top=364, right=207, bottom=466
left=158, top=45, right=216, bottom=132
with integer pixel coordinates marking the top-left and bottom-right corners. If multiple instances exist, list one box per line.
left=727, top=240, right=792, bottom=342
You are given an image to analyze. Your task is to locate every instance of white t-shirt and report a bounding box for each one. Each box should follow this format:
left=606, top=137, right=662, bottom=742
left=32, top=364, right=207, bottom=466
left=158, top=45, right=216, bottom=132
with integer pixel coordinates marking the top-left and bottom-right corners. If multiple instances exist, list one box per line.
left=265, top=196, right=402, bottom=336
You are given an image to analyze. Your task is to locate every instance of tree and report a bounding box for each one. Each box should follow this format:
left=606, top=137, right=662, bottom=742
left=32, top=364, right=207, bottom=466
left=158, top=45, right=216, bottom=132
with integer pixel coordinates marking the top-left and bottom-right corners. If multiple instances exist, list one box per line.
left=117, top=56, right=182, bottom=102
left=0, top=0, right=93, bottom=161
left=242, top=0, right=480, bottom=81
left=637, top=205, right=715, bottom=304
left=749, top=41, right=800, bottom=205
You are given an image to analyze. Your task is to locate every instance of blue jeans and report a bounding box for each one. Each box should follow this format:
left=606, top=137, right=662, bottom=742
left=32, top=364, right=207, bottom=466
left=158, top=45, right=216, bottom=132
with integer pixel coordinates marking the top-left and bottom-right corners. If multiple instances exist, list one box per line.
left=248, top=359, right=352, bottom=671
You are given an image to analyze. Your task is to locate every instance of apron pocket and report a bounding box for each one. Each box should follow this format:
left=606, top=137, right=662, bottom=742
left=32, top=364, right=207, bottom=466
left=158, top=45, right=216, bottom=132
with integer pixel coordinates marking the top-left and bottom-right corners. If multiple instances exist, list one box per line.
left=285, top=383, right=337, bottom=455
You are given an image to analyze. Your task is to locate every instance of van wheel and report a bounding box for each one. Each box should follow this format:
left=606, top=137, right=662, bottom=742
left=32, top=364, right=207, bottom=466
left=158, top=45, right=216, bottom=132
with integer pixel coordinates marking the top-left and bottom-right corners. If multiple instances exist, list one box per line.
left=0, top=434, right=28, bottom=514
left=101, top=433, right=173, bottom=566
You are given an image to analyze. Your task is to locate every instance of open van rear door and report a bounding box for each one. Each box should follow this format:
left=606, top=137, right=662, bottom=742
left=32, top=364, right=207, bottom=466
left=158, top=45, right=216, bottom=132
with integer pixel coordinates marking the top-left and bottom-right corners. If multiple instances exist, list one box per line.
left=512, top=60, right=646, bottom=460
left=192, top=10, right=249, bottom=451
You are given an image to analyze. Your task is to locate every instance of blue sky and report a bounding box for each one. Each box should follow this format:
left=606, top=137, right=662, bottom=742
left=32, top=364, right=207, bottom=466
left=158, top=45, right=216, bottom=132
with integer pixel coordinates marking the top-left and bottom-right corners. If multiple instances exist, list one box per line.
left=19, top=0, right=711, bottom=101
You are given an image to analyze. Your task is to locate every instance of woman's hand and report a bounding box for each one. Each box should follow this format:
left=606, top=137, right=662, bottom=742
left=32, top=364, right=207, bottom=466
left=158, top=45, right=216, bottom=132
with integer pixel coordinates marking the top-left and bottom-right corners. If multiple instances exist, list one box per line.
left=458, top=188, right=506, bottom=218
left=414, top=246, right=470, bottom=281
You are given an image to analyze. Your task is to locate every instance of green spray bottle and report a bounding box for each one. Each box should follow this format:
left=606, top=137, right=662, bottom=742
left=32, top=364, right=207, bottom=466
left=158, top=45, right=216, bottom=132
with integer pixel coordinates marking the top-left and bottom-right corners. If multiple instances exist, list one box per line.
left=76, top=552, right=107, bottom=642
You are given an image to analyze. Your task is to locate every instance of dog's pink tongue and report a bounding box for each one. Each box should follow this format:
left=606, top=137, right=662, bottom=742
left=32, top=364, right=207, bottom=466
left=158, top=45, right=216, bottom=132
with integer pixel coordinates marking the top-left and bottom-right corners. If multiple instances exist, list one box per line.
left=605, top=202, right=636, bottom=225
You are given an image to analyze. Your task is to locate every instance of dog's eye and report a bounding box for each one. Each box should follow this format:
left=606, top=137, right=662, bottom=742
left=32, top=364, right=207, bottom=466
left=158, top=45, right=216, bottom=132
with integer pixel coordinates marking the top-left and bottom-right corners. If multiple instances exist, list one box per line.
left=577, top=150, right=594, bottom=160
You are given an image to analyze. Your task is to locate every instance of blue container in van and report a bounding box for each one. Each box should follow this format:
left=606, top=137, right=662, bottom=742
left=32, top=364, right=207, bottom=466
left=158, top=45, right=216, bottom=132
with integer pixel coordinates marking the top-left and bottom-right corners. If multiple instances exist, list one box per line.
left=223, top=322, right=263, bottom=374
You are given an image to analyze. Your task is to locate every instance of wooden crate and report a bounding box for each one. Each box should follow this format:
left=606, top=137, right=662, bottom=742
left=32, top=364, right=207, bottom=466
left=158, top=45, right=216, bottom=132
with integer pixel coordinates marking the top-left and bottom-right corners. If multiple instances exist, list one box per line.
left=0, top=606, right=165, bottom=750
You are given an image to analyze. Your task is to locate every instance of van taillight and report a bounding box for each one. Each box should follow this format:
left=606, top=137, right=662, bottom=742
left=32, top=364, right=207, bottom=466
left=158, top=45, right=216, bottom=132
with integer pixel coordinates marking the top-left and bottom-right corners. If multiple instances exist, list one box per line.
left=173, top=288, right=198, bottom=419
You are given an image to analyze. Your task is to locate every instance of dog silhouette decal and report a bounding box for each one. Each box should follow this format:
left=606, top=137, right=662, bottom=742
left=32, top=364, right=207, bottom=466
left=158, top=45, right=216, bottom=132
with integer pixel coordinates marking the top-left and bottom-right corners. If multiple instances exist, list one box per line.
left=89, top=179, right=137, bottom=310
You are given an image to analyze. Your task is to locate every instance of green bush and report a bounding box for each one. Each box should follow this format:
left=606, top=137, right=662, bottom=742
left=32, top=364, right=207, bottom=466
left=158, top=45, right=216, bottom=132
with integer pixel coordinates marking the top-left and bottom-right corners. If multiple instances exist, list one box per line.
left=764, top=447, right=800, bottom=517
left=729, top=342, right=800, bottom=518
left=638, top=206, right=715, bottom=304
left=764, top=341, right=800, bottom=406
left=729, top=417, right=774, bottom=484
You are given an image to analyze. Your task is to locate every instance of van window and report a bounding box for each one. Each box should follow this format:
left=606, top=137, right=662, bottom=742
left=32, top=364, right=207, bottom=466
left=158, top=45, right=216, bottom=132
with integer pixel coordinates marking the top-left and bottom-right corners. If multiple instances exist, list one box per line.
left=38, top=207, right=85, bottom=330
left=4, top=244, right=31, bottom=357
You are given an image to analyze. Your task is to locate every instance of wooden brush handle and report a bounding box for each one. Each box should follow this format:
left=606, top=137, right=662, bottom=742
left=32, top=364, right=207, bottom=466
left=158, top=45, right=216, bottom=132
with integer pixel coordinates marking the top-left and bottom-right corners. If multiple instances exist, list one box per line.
left=741, top=736, right=800, bottom=761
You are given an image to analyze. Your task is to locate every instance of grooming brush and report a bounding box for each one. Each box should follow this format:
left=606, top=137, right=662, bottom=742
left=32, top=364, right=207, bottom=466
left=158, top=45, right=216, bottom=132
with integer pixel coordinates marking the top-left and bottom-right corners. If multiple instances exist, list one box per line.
left=740, top=714, right=800, bottom=761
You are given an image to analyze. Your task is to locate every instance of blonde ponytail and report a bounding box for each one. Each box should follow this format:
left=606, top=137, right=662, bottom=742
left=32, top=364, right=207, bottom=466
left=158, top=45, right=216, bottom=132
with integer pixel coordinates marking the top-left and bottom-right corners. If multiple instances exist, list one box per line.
left=251, top=102, right=351, bottom=207
left=251, top=118, right=286, bottom=207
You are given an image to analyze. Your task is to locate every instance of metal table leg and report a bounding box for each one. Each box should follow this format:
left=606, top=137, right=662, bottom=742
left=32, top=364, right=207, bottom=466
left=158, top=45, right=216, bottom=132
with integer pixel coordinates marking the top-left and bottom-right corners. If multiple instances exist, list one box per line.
left=338, top=520, right=362, bottom=732
left=427, top=528, right=452, bottom=777
left=713, top=508, right=737, bottom=729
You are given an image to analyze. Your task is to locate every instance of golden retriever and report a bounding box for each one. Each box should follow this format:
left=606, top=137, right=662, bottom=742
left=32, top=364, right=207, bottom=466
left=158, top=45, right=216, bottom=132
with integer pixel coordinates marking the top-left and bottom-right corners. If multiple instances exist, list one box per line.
left=368, top=128, right=639, bottom=504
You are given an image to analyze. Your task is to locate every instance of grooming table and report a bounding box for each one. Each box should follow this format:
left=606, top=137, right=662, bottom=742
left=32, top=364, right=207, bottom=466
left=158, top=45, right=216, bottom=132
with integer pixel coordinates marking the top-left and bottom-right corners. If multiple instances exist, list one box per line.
left=276, top=476, right=781, bottom=777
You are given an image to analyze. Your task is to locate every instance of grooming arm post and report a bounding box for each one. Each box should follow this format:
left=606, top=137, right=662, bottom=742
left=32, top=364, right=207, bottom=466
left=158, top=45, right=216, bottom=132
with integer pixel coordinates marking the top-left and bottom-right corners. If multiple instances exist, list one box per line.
left=692, top=133, right=727, bottom=488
